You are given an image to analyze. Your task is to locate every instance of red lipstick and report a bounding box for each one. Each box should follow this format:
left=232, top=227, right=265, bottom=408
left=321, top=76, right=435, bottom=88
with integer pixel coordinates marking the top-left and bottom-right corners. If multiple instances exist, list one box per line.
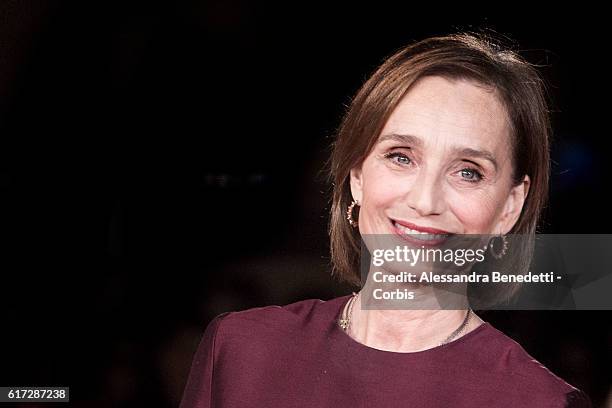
left=390, top=218, right=452, bottom=247
left=391, top=219, right=451, bottom=234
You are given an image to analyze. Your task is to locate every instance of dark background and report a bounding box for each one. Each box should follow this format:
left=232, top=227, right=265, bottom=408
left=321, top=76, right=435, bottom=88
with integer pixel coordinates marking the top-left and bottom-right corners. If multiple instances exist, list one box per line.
left=1, top=1, right=610, bottom=407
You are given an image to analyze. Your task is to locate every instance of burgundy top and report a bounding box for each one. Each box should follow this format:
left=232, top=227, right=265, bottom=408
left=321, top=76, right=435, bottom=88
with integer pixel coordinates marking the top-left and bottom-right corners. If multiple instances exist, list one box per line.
left=180, top=295, right=591, bottom=408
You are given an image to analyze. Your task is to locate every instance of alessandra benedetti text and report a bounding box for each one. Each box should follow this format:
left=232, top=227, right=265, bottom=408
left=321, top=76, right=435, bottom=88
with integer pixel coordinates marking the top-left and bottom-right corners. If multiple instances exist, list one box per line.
left=372, top=271, right=559, bottom=283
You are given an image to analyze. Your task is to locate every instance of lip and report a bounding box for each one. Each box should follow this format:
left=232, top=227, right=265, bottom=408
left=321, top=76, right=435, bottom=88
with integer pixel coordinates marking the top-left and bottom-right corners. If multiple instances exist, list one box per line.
left=390, top=218, right=452, bottom=247
left=390, top=219, right=451, bottom=234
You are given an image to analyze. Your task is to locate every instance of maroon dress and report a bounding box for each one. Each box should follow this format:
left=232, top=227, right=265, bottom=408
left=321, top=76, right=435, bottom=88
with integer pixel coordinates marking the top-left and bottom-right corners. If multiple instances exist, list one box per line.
left=180, top=294, right=591, bottom=407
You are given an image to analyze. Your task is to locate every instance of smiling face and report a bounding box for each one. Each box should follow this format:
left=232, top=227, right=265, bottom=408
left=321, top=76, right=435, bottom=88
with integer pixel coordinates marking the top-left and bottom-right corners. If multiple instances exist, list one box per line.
left=350, top=75, right=530, bottom=237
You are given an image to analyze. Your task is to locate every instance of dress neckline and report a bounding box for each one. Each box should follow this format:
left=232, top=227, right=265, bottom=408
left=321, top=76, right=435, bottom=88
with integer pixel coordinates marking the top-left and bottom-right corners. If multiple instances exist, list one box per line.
left=331, top=294, right=490, bottom=360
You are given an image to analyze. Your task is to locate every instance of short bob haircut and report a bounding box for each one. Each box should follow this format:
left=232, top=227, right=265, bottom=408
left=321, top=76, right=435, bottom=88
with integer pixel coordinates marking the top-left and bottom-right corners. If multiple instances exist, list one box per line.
left=327, top=32, right=551, bottom=303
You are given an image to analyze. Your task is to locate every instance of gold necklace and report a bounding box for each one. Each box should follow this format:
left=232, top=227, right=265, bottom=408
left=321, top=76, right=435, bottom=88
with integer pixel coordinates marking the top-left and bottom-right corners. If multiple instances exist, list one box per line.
left=338, top=292, right=473, bottom=346
left=338, top=292, right=359, bottom=331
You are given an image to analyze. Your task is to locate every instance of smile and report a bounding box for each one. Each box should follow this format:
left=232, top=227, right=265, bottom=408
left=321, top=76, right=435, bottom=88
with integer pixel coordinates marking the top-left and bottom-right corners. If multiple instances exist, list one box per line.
left=390, top=219, right=453, bottom=246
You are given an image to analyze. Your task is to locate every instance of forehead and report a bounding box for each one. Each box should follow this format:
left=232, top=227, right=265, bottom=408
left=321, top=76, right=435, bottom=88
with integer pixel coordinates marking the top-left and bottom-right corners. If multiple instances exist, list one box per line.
left=380, top=76, right=511, bottom=152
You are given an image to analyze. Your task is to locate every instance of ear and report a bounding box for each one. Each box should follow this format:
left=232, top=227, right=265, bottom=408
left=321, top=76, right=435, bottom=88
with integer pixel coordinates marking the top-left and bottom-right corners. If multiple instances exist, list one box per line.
left=495, top=175, right=530, bottom=235
left=349, top=166, right=364, bottom=203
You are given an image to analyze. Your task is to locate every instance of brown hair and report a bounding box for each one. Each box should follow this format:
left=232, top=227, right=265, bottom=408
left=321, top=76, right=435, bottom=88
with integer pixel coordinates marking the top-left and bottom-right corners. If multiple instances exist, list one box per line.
left=326, top=32, right=551, bottom=302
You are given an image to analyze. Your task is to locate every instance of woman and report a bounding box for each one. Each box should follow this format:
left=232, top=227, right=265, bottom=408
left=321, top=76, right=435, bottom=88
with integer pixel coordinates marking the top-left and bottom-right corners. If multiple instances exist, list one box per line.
left=180, top=33, right=591, bottom=407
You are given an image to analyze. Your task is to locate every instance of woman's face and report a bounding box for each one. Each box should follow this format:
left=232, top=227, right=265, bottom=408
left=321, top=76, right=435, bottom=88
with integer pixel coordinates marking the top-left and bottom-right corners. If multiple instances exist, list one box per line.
left=350, top=75, right=530, bottom=237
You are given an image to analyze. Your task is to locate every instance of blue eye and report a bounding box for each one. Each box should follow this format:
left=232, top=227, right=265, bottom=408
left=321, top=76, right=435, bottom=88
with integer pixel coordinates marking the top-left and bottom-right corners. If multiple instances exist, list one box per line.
left=460, top=168, right=483, bottom=183
left=385, top=152, right=411, bottom=166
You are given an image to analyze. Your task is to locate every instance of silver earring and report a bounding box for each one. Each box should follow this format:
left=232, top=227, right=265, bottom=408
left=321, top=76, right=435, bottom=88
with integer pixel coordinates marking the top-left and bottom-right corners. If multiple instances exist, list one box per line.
left=346, top=200, right=360, bottom=227
left=488, top=234, right=508, bottom=259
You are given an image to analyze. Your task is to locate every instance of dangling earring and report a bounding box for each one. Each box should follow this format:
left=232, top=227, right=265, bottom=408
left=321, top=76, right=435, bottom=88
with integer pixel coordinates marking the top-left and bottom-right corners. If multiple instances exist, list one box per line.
left=488, top=234, right=508, bottom=259
left=346, top=200, right=360, bottom=227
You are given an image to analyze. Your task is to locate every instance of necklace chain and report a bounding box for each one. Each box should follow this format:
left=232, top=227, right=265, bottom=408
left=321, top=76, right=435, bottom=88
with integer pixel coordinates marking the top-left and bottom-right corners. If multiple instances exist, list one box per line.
left=338, top=292, right=473, bottom=346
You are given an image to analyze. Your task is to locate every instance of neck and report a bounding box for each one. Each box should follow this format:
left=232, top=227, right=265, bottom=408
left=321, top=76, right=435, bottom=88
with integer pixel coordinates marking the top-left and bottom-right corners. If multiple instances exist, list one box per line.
left=348, top=288, right=483, bottom=353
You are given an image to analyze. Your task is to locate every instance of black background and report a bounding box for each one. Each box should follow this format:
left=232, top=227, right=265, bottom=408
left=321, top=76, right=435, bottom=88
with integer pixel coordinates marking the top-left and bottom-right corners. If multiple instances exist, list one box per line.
left=1, top=2, right=610, bottom=407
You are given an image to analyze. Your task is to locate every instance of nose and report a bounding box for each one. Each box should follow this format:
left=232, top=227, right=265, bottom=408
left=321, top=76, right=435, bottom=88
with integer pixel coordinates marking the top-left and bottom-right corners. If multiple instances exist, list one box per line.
left=404, top=167, right=445, bottom=216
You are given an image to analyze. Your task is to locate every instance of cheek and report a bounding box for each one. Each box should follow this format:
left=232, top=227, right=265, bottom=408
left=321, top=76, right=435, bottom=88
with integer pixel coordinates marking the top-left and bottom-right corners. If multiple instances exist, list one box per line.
left=360, top=186, right=397, bottom=233
left=358, top=167, right=402, bottom=233
left=448, top=190, right=503, bottom=233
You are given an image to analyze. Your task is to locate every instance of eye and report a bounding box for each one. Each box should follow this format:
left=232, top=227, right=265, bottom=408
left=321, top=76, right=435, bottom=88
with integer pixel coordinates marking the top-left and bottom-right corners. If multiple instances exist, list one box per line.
left=384, top=152, right=412, bottom=166
left=459, top=167, right=484, bottom=183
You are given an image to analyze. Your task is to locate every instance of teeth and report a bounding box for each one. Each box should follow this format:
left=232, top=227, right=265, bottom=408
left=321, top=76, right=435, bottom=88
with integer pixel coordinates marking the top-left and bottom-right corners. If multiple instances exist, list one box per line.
left=394, top=222, right=448, bottom=240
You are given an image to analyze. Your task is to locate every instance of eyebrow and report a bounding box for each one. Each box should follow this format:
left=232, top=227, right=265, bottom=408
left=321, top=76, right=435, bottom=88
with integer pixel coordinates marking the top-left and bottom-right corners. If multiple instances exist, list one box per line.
left=378, top=133, right=499, bottom=171
left=378, top=133, right=423, bottom=147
